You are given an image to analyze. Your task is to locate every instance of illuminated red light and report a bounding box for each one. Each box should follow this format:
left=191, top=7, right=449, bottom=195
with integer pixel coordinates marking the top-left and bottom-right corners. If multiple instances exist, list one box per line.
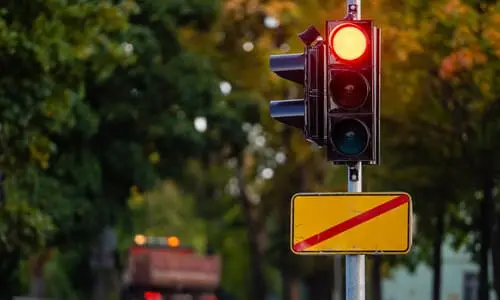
left=144, top=291, right=162, bottom=300
left=329, top=24, right=368, bottom=61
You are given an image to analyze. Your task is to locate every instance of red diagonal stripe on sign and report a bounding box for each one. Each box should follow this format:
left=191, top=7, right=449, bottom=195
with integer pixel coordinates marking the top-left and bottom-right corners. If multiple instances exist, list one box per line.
left=293, top=194, right=409, bottom=252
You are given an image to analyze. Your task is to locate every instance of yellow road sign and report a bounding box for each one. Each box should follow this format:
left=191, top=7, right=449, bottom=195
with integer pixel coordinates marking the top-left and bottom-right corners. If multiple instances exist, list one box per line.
left=291, top=192, right=412, bottom=255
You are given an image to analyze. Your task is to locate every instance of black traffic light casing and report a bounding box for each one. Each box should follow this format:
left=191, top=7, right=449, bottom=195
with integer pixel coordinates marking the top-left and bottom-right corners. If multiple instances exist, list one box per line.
left=269, top=53, right=305, bottom=130
left=325, top=20, right=380, bottom=164
left=269, top=26, right=328, bottom=146
left=304, top=40, right=328, bottom=146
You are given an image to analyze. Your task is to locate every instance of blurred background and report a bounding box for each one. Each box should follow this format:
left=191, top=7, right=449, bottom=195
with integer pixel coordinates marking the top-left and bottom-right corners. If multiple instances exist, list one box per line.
left=0, top=0, right=499, bottom=299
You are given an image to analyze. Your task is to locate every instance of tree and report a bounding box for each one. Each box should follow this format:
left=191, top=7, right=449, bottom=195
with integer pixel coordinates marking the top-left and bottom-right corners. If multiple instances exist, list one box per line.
left=0, top=0, right=138, bottom=296
left=1, top=0, right=233, bottom=298
left=419, top=1, right=500, bottom=298
left=372, top=1, right=500, bottom=299
left=60, top=0, right=224, bottom=297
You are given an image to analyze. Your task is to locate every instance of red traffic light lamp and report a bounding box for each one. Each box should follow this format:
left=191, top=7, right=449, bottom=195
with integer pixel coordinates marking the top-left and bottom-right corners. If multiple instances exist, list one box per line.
left=328, top=23, right=368, bottom=62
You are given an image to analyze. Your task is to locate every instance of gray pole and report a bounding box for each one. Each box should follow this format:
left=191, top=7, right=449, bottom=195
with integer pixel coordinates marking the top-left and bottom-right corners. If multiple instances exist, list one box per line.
left=346, top=162, right=365, bottom=300
left=340, top=2, right=365, bottom=300
left=347, top=0, right=361, bottom=19
left=345, top=0, right=364, bottom=296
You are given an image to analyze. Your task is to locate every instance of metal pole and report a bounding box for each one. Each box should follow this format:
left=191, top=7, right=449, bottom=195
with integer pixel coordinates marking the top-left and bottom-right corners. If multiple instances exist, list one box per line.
left=336, top=2, right=363, bottom=299
left=346, top=162, right=365, bottom=300
left=333, top=1, right=363, bottom=297
left=345, top=0, right=364, bottom=293
left=346, top=0, right=361, bottom=20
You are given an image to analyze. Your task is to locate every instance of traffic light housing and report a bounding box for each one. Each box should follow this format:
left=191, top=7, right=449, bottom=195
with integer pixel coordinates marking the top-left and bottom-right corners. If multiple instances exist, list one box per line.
left=304, top=38, right=328, bottom=146
left=269, top=26, right=328, bottom=146
left=269, top=52, right=305, bottom=130
left=326, top=20, right=380, bottom=164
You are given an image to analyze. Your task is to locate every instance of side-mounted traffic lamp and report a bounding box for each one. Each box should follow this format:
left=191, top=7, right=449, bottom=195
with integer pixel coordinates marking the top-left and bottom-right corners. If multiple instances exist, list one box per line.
left=269, top=52, right=305, bottom=129
left=269, top=26, right=328, bottom=146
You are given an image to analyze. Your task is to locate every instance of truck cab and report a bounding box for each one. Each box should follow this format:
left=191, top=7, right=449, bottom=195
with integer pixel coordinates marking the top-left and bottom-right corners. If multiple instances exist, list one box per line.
left=120, top=235, right=222, bottom=300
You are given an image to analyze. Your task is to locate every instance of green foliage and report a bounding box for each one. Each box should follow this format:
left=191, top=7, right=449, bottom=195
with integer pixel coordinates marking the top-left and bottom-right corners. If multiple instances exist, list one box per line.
left=0, top=0, right=225, bottom=296
left=44, top=251, right=79, bottom=300
left=0, top=195, right=54, bottom=254
left=0, top=0, right=137, bottom=172
left=128, top=181, right=208, bottom=249
left=0, top=175, right=55, bottom=296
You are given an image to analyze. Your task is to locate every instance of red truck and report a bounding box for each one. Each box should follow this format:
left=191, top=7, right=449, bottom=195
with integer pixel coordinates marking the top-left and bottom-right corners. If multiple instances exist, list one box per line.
left=120, top=235, right=222, bottom=300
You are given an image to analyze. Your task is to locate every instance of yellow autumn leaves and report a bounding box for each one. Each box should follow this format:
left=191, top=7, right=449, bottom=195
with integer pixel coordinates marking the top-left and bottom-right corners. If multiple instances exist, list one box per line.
left=439, top=47, right=487, bottom=80
left=435, top=0, right=500, bottom=82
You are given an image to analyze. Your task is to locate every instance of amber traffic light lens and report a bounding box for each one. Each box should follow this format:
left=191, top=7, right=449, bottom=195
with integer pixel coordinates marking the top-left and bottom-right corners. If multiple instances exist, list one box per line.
left=166, top=236, right=180, bottom=247
left=329, top=70, right=369, bottom=110
left=331, top=119, right=369, bottom=155
left=329, top=24, right=368, bottom=61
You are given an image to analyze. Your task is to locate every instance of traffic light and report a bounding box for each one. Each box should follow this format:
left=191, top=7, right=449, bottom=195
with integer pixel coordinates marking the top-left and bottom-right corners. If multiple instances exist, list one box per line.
left=269, top=52, right=305, bottom=130
left=326, top=20, right=380, bottom=164
left=304, top=33, right=328, bottom=146
left=269, top=26, right=328, bottom=146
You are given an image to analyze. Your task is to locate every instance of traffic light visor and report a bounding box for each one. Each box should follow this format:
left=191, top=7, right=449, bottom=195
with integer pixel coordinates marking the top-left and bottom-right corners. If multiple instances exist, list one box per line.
left=331, top=119, right=369, bottom=155
left=329, top=24, right=367, bottom=61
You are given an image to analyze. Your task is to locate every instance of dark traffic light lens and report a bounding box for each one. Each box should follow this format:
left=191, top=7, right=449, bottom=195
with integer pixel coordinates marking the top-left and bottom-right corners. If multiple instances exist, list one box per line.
left=331, top=119, right=369, bottom=155
left=329, top=70, right=369, bottom=110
